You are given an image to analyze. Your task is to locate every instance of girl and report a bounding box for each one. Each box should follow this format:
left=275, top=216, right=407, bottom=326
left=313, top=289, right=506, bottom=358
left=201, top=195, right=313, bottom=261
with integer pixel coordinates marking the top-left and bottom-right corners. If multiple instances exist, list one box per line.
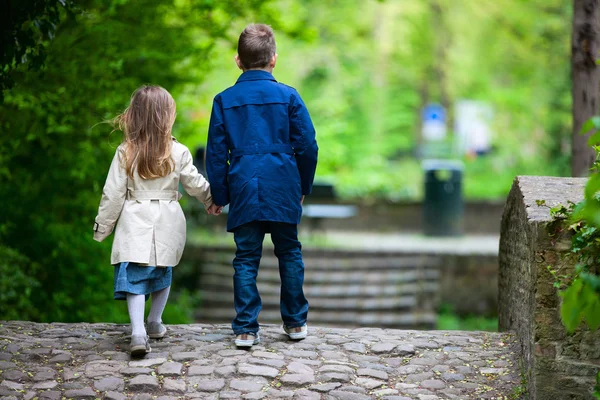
left=93, top=85, right=219, bottom=357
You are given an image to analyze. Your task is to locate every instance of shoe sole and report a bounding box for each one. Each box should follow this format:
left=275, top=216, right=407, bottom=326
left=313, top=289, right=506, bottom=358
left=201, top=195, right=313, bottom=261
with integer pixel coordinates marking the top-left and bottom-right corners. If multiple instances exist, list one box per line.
left=148, top=331, right=166, bottom=339
left=235, top=338, right=260, bottom=347
left=130, top=345, right=151, bottom=357
left=287, top=331, right=307, bottom=340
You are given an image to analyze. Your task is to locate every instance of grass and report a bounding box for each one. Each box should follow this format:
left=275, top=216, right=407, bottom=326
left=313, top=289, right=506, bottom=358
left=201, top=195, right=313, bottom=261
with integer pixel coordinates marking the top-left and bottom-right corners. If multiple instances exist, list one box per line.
left=508, top=360, right=529, bottom=400
left=437, top=304, right=498, bottom=331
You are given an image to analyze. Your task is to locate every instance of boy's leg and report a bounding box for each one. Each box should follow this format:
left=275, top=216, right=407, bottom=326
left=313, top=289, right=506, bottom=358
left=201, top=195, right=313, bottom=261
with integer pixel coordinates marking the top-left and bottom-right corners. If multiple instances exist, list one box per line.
left=232, top=221, right=265, bottom=335
left=269, top=222, right=308, bottom=328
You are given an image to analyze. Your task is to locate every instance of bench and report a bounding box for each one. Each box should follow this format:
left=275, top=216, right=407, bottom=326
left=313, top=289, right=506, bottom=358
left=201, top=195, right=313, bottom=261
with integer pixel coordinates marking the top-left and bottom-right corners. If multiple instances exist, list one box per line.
left=303, top=183, right=358, bottom=233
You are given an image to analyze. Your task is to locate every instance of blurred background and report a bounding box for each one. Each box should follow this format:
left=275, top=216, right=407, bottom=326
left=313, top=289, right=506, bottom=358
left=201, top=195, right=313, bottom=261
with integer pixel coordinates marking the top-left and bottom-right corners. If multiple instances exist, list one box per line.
left=0, top=0, right=573, bottom=330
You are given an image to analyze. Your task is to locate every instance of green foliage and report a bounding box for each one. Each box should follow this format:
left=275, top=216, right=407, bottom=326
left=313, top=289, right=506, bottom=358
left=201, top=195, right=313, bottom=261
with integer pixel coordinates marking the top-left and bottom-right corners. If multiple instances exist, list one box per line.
left=549, top=201, right=577, bottom=220
left=436, top=304, right=498, bottom=332
left=0, top=0, right=276, bottom=322
left=0, top=0, right=579, bottom=325
left=561, top=277, right=600, bottom=332
left=567, top=173, right=600, bottom=397
left=184, top=0, right=573, bottom=200
left=1, top=0, right=75, bottom=94
left=544, top=200, right=600, bottom=334
left=0, top=245, right=42, bottom=320
left=547, top=118, right=600, bottom=397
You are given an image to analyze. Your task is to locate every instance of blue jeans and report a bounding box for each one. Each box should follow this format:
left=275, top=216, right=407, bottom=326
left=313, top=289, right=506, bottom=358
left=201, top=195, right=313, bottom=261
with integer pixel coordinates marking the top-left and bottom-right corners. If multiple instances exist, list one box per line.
left=232, top=221, right=308, bottom=335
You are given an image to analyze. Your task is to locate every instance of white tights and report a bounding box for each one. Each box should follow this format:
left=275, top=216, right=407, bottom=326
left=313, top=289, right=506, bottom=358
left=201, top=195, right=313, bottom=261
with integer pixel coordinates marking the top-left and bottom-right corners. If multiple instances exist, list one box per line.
left=126, top=286, right=171, bottom=336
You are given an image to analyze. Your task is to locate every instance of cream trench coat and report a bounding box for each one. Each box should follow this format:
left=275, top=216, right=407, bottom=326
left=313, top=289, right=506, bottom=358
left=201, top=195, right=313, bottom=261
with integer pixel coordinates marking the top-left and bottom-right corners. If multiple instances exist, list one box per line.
left=93, top=139, right=212, bottom=267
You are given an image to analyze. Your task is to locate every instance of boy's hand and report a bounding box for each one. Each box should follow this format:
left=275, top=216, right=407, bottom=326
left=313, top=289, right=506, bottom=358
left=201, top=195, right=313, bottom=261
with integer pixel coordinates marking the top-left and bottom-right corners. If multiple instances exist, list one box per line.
left=301, top=195, right=305, bottom=205
left=207, top=203, right=224, bottom=215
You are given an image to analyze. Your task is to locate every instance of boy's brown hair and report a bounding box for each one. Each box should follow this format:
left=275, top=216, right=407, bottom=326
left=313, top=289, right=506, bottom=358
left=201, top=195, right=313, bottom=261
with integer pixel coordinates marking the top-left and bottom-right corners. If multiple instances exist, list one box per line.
left=237, top=24, right=276, bottom=69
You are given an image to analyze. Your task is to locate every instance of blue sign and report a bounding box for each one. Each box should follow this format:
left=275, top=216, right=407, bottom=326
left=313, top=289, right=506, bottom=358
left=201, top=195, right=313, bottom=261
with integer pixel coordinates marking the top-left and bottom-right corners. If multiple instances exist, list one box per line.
left=422, top=103, right=446, bottom=123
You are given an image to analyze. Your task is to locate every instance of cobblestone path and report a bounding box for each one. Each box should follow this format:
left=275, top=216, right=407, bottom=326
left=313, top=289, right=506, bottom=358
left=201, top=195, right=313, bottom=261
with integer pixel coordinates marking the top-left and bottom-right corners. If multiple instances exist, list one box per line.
left=0, top=322, right=524, bottom=400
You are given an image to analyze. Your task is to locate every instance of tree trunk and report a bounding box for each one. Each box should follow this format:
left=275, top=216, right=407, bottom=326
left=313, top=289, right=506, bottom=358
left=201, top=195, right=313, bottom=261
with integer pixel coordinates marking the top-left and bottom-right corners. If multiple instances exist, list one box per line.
left=572, top=0, right=600, bottom=176
left=430, top=0, right=452, bottom=130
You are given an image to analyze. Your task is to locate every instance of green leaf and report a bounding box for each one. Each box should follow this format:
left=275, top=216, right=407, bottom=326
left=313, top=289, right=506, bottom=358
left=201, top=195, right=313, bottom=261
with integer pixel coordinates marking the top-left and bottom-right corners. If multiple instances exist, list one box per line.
left=582, top=200, right=600, bottom=227
left=589, top=130, right=600, bottom=146
left=581, top=271, right=600, bottom=291
left=581, top=119, right=595, bottom=134
left=585, top=174, right=600, bottom=202
left=561, top=279, right=584, bottom=333
left=584, top=293, right=600, bottom=330
left=580, top=116, right=600, bottom=134
left=572, top=200, right=588, bottom=219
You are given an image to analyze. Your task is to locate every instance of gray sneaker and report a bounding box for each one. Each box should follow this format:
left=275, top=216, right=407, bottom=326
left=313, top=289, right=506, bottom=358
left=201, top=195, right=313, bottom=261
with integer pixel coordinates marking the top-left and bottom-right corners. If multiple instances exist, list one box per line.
left=234, top=332, right=260, bottom=348
left=147, top=321, right=167, bottom=339
left=284, top=324, right=308, bottom=340
left=130, top=335, right=151, bottom=357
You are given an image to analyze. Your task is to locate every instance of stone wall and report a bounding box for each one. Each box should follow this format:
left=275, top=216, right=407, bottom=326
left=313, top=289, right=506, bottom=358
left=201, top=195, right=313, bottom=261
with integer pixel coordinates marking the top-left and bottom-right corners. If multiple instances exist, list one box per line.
left=189, top=199, right=505, bottom=234
left=438, top=253, right=498, bottom=317
left=499, top=176, right=600, bottom=400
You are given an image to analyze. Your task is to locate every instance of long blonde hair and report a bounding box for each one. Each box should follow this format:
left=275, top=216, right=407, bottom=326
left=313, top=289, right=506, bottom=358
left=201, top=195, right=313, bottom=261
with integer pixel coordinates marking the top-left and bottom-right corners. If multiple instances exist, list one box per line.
left=115, top=85, right=176, bottom=179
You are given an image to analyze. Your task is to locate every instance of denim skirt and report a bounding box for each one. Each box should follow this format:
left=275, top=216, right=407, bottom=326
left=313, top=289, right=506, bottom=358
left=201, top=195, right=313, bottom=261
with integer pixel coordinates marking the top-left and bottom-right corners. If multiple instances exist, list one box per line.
left=113, top=261, right=172, bottom=300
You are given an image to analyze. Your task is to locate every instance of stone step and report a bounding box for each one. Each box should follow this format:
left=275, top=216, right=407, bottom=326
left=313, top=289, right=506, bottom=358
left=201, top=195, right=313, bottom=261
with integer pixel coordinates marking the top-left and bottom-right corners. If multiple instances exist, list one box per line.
left=198, top=277, right=440, bottom=298
left=195, top=307, right=438, bottom=328
left=200, top=264, right=440, bottom=284
left=199, top=292, right=423, bottom=310
left=186, top=246, right=442, bottom=329
left=201, top=253, right=442, bottom=270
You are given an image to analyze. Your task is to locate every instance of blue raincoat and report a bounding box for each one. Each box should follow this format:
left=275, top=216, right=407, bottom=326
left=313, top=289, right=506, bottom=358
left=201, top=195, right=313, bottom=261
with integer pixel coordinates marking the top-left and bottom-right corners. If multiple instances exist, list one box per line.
left=206, top=70, right=318, bottom=232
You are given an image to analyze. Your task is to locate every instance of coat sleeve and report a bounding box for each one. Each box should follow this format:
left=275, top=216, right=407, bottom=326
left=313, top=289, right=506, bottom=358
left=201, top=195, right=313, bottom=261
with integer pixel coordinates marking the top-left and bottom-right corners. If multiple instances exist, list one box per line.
left=93, top=146, right=127, bottom=242
left=289, top=91, right=318, bottom=195
left=206, top=97, right=230, bottom=206
left=180, top=148, right=213, bottom=208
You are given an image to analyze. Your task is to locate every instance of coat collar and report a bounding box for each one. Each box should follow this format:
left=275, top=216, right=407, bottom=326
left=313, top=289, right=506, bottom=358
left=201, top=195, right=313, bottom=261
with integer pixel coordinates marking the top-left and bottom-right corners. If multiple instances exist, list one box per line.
left=236, top=70, right=277, bottom=83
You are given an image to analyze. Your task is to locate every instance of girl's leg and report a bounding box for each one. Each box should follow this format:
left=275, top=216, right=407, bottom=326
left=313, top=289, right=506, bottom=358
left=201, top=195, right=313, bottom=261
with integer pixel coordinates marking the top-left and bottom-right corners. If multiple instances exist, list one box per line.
left=148, top=286, right=171, bottom=323
left=127, top=293, right=147, bottom=336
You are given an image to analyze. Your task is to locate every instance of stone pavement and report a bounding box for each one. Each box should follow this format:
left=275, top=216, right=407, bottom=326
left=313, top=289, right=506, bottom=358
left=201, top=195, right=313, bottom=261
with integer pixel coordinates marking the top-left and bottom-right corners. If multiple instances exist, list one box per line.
left=0, top=321, right=524, bottom=400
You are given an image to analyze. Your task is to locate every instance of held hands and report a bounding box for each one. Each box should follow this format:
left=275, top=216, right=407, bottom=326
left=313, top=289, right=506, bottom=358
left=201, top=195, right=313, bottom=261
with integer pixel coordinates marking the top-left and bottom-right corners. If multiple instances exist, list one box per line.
left=206, top=203, right=224, bottom=215
left=206, top=197, right=302, bottom=215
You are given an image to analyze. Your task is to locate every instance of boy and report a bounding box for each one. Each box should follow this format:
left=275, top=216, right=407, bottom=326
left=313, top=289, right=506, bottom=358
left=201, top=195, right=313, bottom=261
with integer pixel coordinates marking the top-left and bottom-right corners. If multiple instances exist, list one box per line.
left=206, top=23, right=318, bottom=348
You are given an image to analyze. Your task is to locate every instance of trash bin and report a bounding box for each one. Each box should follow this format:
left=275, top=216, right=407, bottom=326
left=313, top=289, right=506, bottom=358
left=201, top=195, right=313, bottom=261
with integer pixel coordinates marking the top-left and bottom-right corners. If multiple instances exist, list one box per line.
left=422, top=159, right=464, bottom=236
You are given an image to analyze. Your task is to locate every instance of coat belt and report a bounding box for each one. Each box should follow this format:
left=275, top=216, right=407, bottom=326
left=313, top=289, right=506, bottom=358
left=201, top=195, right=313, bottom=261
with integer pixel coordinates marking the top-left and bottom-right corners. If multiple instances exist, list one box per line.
left=230, top=144, right=294, bottom=157
left=126, top=190, right=181, bottom=201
